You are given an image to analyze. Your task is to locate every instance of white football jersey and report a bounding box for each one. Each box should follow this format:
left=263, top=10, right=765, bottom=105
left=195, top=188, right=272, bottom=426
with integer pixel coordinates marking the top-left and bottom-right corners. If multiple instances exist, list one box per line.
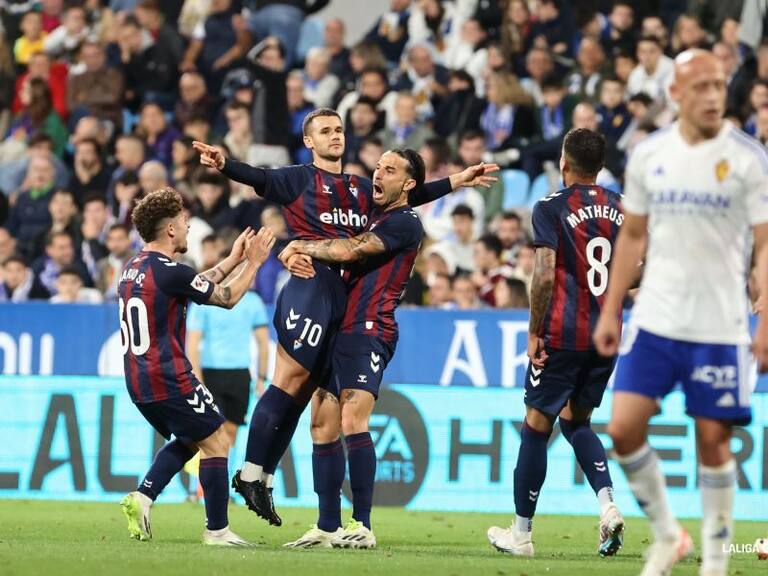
left=623, top=121, right=768, bottom=345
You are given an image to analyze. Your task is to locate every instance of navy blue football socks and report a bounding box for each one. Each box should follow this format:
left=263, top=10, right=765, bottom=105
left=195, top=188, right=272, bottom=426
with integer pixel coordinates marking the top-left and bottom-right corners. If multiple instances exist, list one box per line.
left=513, top=421, right=551, bottom=520
left=245, top=385, right=295, bottom=467
left=264, top=400, right=306, bottom=475
left=199, top=457, right=229, bottom=531
left=346, top=432, right=376, bottom=529
left=313, top=440, right=345, bottom=532
left=559, top=418, right=613, bottom=494
left=137, top=439, right=194, bottom=501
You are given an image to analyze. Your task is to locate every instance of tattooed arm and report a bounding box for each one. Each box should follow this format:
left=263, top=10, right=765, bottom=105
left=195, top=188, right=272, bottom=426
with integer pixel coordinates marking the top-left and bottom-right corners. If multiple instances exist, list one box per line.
left=527, top=246, right=556, bottom=368
left=199, top=228, right=252, bottom=284
left=281, top=232, right=387, bottom=265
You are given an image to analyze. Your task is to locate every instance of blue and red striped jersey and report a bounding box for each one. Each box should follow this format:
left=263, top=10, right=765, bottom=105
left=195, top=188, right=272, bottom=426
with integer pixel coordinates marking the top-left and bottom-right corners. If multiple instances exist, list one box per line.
left=532, top=185, right=624, bottom=350
left=342, top=206, right=424, bottom=342
left=118, top=251, right=214, bottom=403
left=260, top=165, right=373, bottom=241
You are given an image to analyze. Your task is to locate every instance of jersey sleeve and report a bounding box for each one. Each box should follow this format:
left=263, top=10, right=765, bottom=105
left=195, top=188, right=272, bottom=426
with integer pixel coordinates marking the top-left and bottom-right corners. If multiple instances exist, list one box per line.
left=743, top=147, right=768, bottom=226
left=531, top=201, right=559, bottom=250
left=221, top=160, right=306, bottom=205
left=407, top=178, right=452, bottom=208
left=152, top=259, right=215, bottom=304
left=371, top=209, right=424, bottom=252
left=621, top=146, right=649, bottom=216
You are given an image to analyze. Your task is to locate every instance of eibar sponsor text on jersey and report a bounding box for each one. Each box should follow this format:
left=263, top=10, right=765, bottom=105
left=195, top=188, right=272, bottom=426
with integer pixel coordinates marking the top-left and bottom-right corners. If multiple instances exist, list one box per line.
left=319, top=208, right=369, bottom=228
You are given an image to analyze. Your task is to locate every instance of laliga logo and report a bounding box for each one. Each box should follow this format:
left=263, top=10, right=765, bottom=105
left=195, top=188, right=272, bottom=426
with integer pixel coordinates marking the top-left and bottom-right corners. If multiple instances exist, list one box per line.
left=343, top=388, right=428, bottom=506
left=319, top=208, right=368, bottom=229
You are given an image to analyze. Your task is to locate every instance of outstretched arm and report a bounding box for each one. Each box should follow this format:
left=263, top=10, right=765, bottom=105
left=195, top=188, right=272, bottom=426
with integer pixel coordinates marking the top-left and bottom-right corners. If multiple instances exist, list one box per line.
left=279, top=232, right=386, bottom=266
left=407, top=162, right=500, bottom=207
left=206, top=228, right=276, bottom=309
left=193, top=140, right=268, bottom=192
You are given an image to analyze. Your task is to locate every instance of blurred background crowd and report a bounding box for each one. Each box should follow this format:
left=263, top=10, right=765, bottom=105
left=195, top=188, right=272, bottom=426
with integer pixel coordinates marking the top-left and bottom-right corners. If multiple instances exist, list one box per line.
left=0, top=0, right=763, bottom=310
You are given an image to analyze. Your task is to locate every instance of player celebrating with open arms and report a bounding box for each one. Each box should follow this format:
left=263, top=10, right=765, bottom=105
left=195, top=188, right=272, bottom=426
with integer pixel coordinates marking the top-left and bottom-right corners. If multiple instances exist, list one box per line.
left=119, top=188, right=275, bottom=546
left=193, top=109, right=498, bottom=526
left=276, top=148, right=426, bottom=549
left=594, top=50, right=768, bottom=576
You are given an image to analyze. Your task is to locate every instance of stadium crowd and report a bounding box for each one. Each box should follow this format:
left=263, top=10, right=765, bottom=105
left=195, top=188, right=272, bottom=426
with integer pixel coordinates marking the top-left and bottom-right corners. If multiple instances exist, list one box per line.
left=0, top=0, right=762, bottom=308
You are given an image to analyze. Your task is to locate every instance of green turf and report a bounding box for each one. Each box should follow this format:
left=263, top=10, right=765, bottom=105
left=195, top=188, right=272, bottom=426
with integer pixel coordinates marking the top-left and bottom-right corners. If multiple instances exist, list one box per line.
left=0, top=501, right=765, bottom=575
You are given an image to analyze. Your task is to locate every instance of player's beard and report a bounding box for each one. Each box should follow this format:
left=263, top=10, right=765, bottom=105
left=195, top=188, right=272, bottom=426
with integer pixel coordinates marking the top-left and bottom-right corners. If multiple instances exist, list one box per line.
left=318, top=149, right=343, bottom=162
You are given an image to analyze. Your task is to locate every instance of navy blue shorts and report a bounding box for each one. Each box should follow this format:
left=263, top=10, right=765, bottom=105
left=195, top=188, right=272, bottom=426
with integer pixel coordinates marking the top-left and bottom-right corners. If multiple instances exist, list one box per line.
left=135, top=383, right=224, bottom=445
left=273, top=262, right=347, bottom=377
left=524, top=348, right=616, bottom=418
left=613, top=327, right=754, bottom=425
left=325, top=333, right=395, bottom=399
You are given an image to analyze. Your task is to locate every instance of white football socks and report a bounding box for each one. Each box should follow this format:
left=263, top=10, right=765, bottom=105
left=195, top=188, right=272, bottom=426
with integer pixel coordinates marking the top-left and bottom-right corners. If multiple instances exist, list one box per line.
left=699, top=459, right=736, bottom=574
left=614, top=443, right=679, bottom=541
left=240, top=462, right=263, bottom=482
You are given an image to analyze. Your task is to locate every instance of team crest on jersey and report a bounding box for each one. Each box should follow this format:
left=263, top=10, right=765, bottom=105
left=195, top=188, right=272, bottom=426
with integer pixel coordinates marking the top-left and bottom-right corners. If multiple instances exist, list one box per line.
left=293, top=339, right=303, bottom=350
left=715, top=159, right=730, bottom=182
left=322, top=184, right=332, bottom=194
left=191, top=274, right=210, bottom=293
left=349, top=184, right=359, bottom=198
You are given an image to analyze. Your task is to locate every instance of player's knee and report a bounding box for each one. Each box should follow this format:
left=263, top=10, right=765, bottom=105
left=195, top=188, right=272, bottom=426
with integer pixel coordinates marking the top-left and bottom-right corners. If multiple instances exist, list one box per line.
left=198, top=425, right=229, bottom=458
left=310, top=412, right=340, bottom=443
left=559, top=418, right=590, bottom=443
left=341, top=412, right=369, bottom=436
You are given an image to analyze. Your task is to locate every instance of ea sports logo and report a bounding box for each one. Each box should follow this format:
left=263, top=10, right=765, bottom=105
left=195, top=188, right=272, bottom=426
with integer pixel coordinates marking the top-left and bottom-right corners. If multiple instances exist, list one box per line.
left=342, top=388, right=428, bottom=506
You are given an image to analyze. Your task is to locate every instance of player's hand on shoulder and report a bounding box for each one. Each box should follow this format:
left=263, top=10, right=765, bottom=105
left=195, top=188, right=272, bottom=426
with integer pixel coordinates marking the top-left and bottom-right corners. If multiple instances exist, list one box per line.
left=246, top=227, right=276, bottom=266
left=527, top=333, right=548, bottom=368
left=593, top=312, right=620, bottom=357
left=192, top=141, right=225, bottom=170
left=231, top=227, right=256, bottom=262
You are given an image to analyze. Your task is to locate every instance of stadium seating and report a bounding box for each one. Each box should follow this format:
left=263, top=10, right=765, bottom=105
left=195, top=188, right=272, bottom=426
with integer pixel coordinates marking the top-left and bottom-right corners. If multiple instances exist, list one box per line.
left=501, top=169, right=530, bottom=210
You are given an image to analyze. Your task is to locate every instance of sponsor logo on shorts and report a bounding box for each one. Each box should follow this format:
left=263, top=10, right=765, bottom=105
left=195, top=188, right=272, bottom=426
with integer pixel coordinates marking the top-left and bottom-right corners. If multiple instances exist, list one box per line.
left=691, top=365, right=737, bottom=389
left=357, top=374, right=367, bottom=384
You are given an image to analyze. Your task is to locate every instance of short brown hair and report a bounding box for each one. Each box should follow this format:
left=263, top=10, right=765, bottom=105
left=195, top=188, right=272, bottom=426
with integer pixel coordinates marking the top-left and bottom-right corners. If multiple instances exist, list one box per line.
left=132, top=188, right=183, bottom=243
left=302, top=107, right=341, bottom=136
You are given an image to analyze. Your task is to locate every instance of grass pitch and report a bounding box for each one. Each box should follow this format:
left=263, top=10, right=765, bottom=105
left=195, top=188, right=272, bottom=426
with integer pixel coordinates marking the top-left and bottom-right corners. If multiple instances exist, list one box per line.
left=1, top=501, right=765, bottom=575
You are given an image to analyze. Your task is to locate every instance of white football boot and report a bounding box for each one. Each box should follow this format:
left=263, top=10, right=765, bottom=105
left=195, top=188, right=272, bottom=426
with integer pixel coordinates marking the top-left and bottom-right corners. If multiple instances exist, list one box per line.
left=121, top=491, right=153, bottom=541
left=283, top=525, right=344, bottom=549
left=598, top=503, right=625, bottom=557
left=487, top=525, right=534, bottom=556
left=640, top=527, right=695, bottom=576
left=331, top=520, right=377, bottom=549
left=202, top=526, right=250, bottom=546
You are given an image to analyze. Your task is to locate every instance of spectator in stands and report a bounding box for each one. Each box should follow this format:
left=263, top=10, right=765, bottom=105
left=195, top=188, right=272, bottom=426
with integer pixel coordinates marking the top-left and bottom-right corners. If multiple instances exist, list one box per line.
left=494, top=276, right=529, bottom=308
left=443, top=204, right=476, bottom=273
left=602, top=1, right=636, bottom=56
left=627, top=35, right=674, bottom=103
left=442, top=19, right=488, bottom=95
left=68, top=115, right=109, bottom=149
left=31, top=188, right=79, bottom=260
left=343, top=40, right=388, bottom=94
left=223, top=101, right=255, bottom=162
left=254, top=204, right=289, bottom=304
left=597, top=76, right=632, bottom=145
left=180, top=0, right=251, bottom=93
left=10, top=77, right=67, bottom=157
left=0, top=133, right=69, bottom=198
left=96, top=223, right=134, bottom=299
left=497, top=211, right=526, bottom=264
left=378, top=91, right=434, bottom=151
left=418, top=161, right=485, bottom=241
left=530, top=0, right=571, bottom=57
left=174, top=72, right=214, bottom=128
left=192, top=172, right=235, bottom=230
left=7, top=155, right=58, bottom=258
left=427, top=272, right=452, bottom=308
left=80, top=194, right=112, bottom=279
left=116, top=14, right=178, bottom=111
left=393, top=43, right=449, bottom=121
left=344, top=97, right=379, bottom=166
left=12, top=51, right=68, bottom=120
left=50, top=265, right=102, bottom=303
left=756, top=105, right=768, bottom=145
left=357, top=136, right=384, bottom=178
left=43, top=3, right=93, bottom=63
left=0, top=228, right=16, bottom=263
left=337, top=67, right=397, bottom=132
left=451, top=273, right=483, bottom=310
left=109, top=133, right=145, bottom=201
left=365, top=0, right=411, bottom=66
left=511, top=241, right=535, bottom=292
left=302, top=47, right=339, bottom=109
left=0, top=255, right=50, bottom=301
left=112, top=170, right=140, bottom=226
left=137, top=160, right=169, bottom=197
left=641, top=15, right=670, bottom=51
left=136, top=101, right=180, bottom=168
left=182, top=114, right=212, bottom=143
left=612, top=49, right=637, bottom=84
left=243, top=0, right=329, bottom=68
left=408, top=0, right=459, bottom=55
left=671, top=14, right=710, bottom=55
left=688, top=0, right=744, bottom=36
left=434, top=71, right=484, bottom=141
left=472, top=233, right=514, bottom=306
left=14, top=11, right=46, bottom=66
left=0, top=32, right=14, bottom=138
left=135, top=0, right=184, bottom=65
left=69, top=138, right=111, bottom=206
left=480, top=71, right=535, bottom=158
left=568, top=37, right=606, bottom=102
left=324, top=18, right=351, bottom=81
left=743, top=80, right=768, bottom=136
left=40, top=0, right=64, bottom=33
left=418, top=136, right=451, bottom=182
left=457, top=130, right=503, bottom=221
left=285, top=72, right=313, bottom=165
left=66, top=41, right=124, bottom=129
left=501, top=0, right=533, bottom=76
left=170, top=135, right=203, bottom=197
left=32, top=230, right=92, bottom=295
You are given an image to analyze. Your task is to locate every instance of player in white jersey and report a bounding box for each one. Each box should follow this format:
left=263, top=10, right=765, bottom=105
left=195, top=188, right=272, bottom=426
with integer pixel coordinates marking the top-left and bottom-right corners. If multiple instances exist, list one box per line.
left=594, top=50, right=768, bottom=576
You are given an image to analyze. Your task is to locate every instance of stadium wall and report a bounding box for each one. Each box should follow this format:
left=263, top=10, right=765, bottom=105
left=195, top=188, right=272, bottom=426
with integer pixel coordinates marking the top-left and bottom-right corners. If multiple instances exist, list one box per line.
left=1, top=304, right=766, bottom=520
